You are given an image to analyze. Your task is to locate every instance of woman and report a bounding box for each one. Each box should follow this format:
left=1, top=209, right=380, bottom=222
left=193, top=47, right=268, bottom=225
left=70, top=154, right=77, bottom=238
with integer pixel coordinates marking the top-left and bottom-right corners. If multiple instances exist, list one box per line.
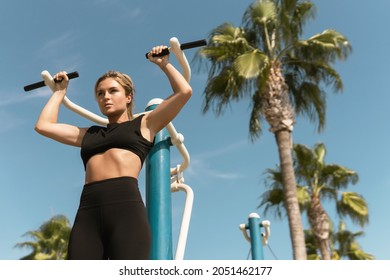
left=34, top=45, right=192, bottom=259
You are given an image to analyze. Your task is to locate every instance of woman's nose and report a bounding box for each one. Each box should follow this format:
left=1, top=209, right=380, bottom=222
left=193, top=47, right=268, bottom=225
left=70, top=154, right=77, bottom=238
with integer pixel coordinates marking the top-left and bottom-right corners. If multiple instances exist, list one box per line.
left=102, top=92, right=110, bottom=100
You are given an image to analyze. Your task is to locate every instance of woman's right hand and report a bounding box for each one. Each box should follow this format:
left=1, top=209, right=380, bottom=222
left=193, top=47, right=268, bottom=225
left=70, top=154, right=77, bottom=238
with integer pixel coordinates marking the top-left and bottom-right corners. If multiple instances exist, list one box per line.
left=52, top=71, right=69, bottom=92
left=35, top=70, right=87, bottom=147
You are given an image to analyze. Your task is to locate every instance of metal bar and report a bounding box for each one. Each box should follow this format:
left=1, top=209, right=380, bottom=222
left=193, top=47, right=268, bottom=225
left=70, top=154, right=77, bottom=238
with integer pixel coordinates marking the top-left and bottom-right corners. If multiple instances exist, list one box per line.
left=24, top=71, right=79, bottom=92
left=248, top=213, right=265, bottom=260
left=145, top=38, right=206, bottom=58
left=145, top=102, right=173, bottom=260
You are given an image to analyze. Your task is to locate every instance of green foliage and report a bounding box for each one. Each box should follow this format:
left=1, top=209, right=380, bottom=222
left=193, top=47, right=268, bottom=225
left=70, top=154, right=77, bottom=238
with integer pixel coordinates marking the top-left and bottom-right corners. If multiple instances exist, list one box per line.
left=15, top=215, right=71, bottom=260
left=195, top=0, right=352, bottom=138
left=259, top=142, right=372, bottom=259
left=260, top=142, right=368, bottom=224
left=331, top=221, right=373, bottom=260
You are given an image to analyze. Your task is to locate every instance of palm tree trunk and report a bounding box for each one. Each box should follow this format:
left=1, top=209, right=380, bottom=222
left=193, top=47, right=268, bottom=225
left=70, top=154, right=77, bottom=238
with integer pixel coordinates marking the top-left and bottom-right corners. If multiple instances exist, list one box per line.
left=317, top=239, right=331, bottom=260
left=265, top=63, right=306, bottom=259
left=308, top=196, right=331, bottom=260
left=275, top=130, right=307, bottom=259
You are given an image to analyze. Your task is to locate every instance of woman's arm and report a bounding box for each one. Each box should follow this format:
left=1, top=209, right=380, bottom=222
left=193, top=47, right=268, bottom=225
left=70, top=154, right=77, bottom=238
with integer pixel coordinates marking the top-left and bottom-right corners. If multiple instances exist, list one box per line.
left=35, top=71, right=86, bottom=147
left=143, top=46, right=192, bottom=138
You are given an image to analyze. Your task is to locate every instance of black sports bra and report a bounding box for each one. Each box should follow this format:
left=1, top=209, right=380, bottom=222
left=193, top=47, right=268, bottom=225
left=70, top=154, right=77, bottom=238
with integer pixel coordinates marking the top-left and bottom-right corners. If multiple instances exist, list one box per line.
left=80, top=114, right=154, bottom=169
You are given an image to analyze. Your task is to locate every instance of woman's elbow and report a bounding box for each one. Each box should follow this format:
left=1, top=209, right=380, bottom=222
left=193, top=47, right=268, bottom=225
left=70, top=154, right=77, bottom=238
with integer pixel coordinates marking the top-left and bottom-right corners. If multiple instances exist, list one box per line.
left=34, top=123, right=44, bottom=135
left=34, top=122, right=49, bottom=136
left=183, top=86, right=192, bottom=100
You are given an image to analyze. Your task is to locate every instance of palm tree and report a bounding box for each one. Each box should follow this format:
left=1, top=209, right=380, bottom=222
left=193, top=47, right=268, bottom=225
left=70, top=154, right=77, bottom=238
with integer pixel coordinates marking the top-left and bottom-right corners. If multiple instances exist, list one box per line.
left=305, top=221, right=374, bottom=260
left=331, top=221, right=374, bottom=260
left=195, top=0, right=351, bottom=259
left=304, top=229, right=321, bottom=260
left=15, top=214, right=71, bottom=260
left=260, top=142, right=368, bottom=259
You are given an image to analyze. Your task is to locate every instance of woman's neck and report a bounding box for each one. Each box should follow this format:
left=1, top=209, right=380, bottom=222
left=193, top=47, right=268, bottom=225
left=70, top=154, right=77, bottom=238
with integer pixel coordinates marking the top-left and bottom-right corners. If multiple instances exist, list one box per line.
left=108, top=113, right=130, bottom=124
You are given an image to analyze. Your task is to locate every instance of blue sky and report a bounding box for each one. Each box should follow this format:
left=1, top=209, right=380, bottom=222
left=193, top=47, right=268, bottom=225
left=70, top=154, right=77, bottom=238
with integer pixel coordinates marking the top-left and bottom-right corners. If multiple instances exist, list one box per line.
left=1, top=0, right=389, bottom=260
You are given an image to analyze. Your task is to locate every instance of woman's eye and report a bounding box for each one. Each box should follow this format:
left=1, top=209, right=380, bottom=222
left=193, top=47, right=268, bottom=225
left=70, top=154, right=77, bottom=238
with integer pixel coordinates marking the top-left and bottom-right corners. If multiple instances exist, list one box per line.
left=96, top=91, right=105, bottom=97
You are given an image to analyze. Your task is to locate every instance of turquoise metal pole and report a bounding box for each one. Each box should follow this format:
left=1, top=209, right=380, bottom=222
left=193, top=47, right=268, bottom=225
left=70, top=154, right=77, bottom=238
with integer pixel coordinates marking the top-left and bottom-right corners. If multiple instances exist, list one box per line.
left=248, top=213, right=264, bottom=260
left=145, top=101, right=173, bottom=260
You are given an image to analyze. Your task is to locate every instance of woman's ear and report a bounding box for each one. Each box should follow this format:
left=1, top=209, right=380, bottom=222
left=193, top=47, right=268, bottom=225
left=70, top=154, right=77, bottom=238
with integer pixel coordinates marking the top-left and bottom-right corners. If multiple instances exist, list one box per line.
left=126, top=95, right=132, bottom=104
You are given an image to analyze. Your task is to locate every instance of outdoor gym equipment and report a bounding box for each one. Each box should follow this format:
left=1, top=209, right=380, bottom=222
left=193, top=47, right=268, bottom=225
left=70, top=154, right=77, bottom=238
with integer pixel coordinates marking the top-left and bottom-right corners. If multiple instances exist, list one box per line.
left=239, top=213, right=271, bottom=260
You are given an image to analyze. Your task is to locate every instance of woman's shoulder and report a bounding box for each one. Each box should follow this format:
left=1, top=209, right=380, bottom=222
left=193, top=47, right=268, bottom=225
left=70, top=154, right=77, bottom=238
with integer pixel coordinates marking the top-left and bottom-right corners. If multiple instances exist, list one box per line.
left=84, top=125, right=105, bottom=135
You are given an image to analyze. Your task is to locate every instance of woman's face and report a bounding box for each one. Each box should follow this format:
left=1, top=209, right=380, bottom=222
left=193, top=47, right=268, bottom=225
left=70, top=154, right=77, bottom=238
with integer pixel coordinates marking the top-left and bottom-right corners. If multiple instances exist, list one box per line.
left=95, top=78, right=131, bottom=118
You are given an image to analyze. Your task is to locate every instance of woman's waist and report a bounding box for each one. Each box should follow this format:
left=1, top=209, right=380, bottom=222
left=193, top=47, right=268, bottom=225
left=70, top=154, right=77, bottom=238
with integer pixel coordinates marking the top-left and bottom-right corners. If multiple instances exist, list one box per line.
left=84, top=154, right=141, bottom=184
left=79, top=176, right=143, bottom=208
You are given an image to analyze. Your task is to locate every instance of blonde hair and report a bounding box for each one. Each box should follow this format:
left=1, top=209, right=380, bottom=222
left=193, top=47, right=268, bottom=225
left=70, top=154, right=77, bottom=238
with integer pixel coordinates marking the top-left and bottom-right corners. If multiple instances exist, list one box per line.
left=94, top=70, right=135, bottom=119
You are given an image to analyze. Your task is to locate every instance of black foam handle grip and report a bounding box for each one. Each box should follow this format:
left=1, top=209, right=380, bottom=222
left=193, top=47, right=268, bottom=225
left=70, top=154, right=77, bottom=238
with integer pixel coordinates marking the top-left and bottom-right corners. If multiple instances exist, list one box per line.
left=180, top=39, right=207, bottom=50
left=24, top=71, right=79, bottom=92
left=145, top=48, right=171, bottom=59
left=145, top=39, right=207, bottom=59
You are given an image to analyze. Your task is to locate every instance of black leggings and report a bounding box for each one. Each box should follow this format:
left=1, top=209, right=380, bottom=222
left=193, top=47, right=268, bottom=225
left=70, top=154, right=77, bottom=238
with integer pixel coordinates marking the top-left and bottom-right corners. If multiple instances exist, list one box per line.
left=68, top=177, right=151, bottom=260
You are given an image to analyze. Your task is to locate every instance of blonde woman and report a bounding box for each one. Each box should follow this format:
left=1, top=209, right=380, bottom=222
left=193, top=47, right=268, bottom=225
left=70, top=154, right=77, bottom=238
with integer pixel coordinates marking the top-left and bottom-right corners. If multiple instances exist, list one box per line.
left=35, top=45, right=192, bottom=259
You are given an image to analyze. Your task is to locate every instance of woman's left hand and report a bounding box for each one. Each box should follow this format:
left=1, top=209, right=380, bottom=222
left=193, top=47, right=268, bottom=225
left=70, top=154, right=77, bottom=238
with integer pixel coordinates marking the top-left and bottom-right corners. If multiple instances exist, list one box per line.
left=147, top=45, right=169, bottom=67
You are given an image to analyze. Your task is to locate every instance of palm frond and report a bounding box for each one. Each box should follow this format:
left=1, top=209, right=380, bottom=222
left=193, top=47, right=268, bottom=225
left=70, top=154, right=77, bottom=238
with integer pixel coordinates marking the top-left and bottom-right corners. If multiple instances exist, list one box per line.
left=197, top=22, right=258, bottom=117
left=193, top=23, right=250, bottom=75
left=304, top=229, right=321, bottom=258
left=15, top=215, right=71, bottom=260
left=249, top=89, right=265, bottom=140
left=293, top=143, right=318, bottom=182
left=317, top=185, right=338, bottom=201
left=331, top=221, right=374, bottom=259
left=314, top=142, right=326, bottom=164
left=260, top=166, right=310, bottom=215
left=295, top=29, right=352, bottom=62
left=242, top=0, right=277, bottom=52
left=296, top=185, right=311, bottom=210
left=286, top=57, right=344, bottom=91
left=293, top=143, right=314, bottom=164
left=258, top=188, right=285, bottom=219
left=234, top=50, right=269, bottom=79
left=321, top=164, right=359, bottom=189
left=278, top=0, right=316, bottom=45
left=337, top=192, right=369, bottom=227
left=347, top=243, right=375, bottom=260
left=202, top=66, right=249, bottom=115
left=284, top=52, right=345, bottom=131
left=283, top=55, right=345, bottom=132
left=200, top=23, right=250, bottom=64
left=245, top=0, right=277, bottom=25
left=290, top=80, right=327, bottom=131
